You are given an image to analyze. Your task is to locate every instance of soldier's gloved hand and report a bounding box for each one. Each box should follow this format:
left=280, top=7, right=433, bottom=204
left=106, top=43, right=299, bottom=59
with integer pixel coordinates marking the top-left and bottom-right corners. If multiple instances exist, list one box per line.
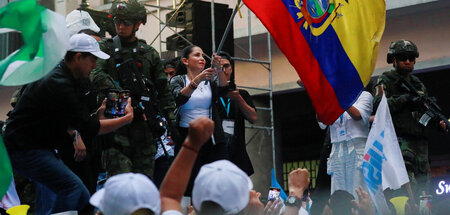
left=398, top=94, right=414, bottom=103
left=410, top=96, right=427, bottom=110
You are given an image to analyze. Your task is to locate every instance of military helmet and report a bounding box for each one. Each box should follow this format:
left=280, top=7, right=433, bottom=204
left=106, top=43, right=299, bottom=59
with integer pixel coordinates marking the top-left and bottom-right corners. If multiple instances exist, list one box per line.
left=110, top=0, right=147, bottom=24
left=387, top=39, right=419, bottom=64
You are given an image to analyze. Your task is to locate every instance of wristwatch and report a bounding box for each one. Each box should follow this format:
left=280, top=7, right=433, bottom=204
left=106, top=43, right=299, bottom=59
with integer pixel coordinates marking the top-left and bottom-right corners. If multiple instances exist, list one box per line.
left=284, top=196, right=301, bottom=208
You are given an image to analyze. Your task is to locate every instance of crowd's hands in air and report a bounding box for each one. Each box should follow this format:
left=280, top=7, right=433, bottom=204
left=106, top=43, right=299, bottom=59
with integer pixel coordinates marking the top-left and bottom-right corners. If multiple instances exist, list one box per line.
left=351, top=186, right=374, bottom=215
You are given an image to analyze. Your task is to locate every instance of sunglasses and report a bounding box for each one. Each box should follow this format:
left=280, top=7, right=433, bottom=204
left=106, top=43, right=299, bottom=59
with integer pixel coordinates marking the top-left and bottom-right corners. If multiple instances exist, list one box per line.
left=113, top=17, right=135, bottom=26
left=221, top=63, right=231, bottom=69
left=396, top=55, right=416, bottom=62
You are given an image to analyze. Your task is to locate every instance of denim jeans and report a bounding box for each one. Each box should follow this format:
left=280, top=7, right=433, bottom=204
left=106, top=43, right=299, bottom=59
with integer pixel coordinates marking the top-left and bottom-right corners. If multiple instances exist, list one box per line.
left=8, top=149, right=89, bottom=214
left=35, top=182, right=56, bottom=215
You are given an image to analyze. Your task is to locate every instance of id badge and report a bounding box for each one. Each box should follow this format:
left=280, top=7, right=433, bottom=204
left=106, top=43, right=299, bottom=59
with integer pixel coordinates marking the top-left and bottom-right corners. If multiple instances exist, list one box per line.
left=335, top=126, right=346, bottom=142
left=222, top=119, right=235, bottom=135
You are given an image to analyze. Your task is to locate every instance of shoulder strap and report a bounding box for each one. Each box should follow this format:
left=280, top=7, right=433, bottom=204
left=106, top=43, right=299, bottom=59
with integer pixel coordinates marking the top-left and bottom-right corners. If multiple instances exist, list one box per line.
left=112, top=36, right=122, bottom=53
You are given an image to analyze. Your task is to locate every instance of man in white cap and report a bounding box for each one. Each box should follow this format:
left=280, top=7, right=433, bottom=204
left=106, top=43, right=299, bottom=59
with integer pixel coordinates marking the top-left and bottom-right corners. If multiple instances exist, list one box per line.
left=90, top=173, right=160, bottom=215
left=3, top=33, right=134, bottom=213
left=190, top=160, right=253, bottom=214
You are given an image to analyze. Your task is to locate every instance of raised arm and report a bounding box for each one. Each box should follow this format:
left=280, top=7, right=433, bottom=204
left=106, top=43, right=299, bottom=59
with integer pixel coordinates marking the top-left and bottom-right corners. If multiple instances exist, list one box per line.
left=160, top=117, right=214, bottom=212
left=228, top=90, right=257, bottom=123
left=284, top=168, right=310, bottom=215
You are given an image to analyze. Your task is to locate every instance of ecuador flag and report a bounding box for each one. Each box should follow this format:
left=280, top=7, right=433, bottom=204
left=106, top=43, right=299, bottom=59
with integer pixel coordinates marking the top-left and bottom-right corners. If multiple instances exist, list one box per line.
left=243, top=0, right=385, bottom=124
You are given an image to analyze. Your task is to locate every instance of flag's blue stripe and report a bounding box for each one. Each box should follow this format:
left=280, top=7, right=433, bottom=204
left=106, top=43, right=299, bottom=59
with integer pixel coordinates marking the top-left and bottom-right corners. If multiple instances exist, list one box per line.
left=300, top=26, right=363, bottom=109
left=281, top=0, right=364, bottom=109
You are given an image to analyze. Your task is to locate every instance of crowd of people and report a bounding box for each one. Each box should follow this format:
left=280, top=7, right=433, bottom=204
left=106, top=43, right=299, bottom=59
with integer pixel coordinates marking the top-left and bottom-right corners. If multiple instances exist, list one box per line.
left=1, top=0, right=449, bottom=215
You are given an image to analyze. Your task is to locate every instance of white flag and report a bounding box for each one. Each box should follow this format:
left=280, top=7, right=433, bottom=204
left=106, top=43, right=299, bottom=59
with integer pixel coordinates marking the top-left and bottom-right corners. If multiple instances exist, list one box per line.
left=362, top=93, right=409, bottom=214
left=0, top=0, right=69, bottom=86
left=0, top=179, right=20, bottom=210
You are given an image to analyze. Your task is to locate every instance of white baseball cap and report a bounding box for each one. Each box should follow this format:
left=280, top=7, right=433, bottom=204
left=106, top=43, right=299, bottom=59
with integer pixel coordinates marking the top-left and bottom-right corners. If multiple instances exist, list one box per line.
left=66, top=10, right=100, bottom=36
left=69, top=33, right=109, bottom=60
left=90, top=173, right=161, bottom=215
left=192, top=160, right=253, bottom=214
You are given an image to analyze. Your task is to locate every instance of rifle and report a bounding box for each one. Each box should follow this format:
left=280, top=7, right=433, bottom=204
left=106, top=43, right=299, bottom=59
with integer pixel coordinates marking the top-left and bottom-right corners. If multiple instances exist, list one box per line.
left=400, top=78, right=450, bottom=130
left=112, top=36, right=174, bottom=158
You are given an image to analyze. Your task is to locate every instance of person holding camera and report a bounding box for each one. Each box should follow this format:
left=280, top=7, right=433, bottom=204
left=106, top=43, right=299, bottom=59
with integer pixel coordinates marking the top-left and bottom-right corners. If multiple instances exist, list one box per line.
left=169, top=45, right=229, bottom=196
left=216, top=51, right=257, bottom=176
left=90, top=0, right=176, bottom=179
left=3, top=33, right=134, bottom=213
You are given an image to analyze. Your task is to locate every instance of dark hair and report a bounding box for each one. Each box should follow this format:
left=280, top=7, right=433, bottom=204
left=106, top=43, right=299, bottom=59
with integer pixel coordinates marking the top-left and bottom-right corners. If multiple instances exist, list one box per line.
left=328, top=190, right=355, bottom=215
left=176, top=45, right=199, bottom=75
left=217, top=51, right=236, bottom=90
left=217, top=51, right=233, bottom=66
left=163, top=56, right=180, bottom=69
left=199, top=201, right=226, bottom=215
left=78, top=29, right=101, bottom=37
left=64, top=51, right=96, bottom=62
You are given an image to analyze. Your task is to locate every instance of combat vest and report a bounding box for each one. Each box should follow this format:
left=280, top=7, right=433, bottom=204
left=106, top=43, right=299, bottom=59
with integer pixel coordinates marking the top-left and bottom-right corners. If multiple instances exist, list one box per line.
left=379, top=70, right=428, bottom=138
left=105, top=36, right=166, bottom=136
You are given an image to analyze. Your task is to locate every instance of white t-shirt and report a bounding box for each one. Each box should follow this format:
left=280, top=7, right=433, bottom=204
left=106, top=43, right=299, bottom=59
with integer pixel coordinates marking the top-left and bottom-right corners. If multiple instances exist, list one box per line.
left=319, top=91, right=373, bottom=143
left=162, top=210, right=183, bottom=215
left=179, top=77, right=212, bottom=128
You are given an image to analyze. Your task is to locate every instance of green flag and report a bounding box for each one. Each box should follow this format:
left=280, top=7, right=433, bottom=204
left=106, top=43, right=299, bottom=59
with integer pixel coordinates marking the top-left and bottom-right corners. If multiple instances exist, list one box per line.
left=0, top=0, right=69, bottom=86
left=0, top=136, right=12, bottom=198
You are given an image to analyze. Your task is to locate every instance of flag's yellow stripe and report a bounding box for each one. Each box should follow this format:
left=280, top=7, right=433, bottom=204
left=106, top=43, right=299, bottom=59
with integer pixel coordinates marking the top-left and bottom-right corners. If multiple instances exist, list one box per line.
left=332, top=0, right=386, bottom=86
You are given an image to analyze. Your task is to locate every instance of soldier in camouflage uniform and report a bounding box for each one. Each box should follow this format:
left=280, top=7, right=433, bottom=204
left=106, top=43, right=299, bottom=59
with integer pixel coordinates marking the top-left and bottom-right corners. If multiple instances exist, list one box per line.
left=373, top=40, right=447, bottom=197
left=90, top=0, right=176, bottom=178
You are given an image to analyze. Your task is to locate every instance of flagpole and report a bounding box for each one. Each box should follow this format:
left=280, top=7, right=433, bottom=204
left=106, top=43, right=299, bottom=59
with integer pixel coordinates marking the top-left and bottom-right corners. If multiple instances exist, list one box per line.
left=80, top=0, right=89, bottom=9
left=216, top=0, right=242, bottom=53
left=405, top=182, right=416, bottom=204
left=211, top=0, right=216, bottom=53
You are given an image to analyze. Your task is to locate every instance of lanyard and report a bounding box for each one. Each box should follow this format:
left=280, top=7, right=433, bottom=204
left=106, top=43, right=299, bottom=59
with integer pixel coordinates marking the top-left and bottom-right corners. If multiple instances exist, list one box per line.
left=220, top=97, right=231, bottom=117
left=339, top=114, right=344, bottom=125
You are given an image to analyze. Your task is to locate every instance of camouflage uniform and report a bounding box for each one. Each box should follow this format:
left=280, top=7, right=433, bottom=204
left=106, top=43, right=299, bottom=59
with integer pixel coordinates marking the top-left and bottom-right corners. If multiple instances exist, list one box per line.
left=90, top=0, right=175, bottom=178
left=373, top=40, right=430, bottom=196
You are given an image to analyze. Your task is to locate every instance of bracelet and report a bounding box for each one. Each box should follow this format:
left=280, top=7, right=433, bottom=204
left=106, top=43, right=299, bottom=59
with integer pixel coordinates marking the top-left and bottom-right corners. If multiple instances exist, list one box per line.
left=189, top=82, right=197, bottom=90
left=190, top=79, right=198, bottom=88
left=182, top=143, right=199, bottom=153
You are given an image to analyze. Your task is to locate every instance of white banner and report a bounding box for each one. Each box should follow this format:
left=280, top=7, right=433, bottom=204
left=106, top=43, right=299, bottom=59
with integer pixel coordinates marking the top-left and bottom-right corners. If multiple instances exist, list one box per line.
left=362, top=93, right=409, bottom=214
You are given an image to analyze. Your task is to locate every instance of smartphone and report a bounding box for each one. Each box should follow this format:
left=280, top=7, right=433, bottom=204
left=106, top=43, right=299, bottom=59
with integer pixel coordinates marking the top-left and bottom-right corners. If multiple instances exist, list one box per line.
left=105, top=90, right=129, bottom=118
left=268, top=187, right=281, bottom=202
left=117, top=90, right=130, bottom=116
